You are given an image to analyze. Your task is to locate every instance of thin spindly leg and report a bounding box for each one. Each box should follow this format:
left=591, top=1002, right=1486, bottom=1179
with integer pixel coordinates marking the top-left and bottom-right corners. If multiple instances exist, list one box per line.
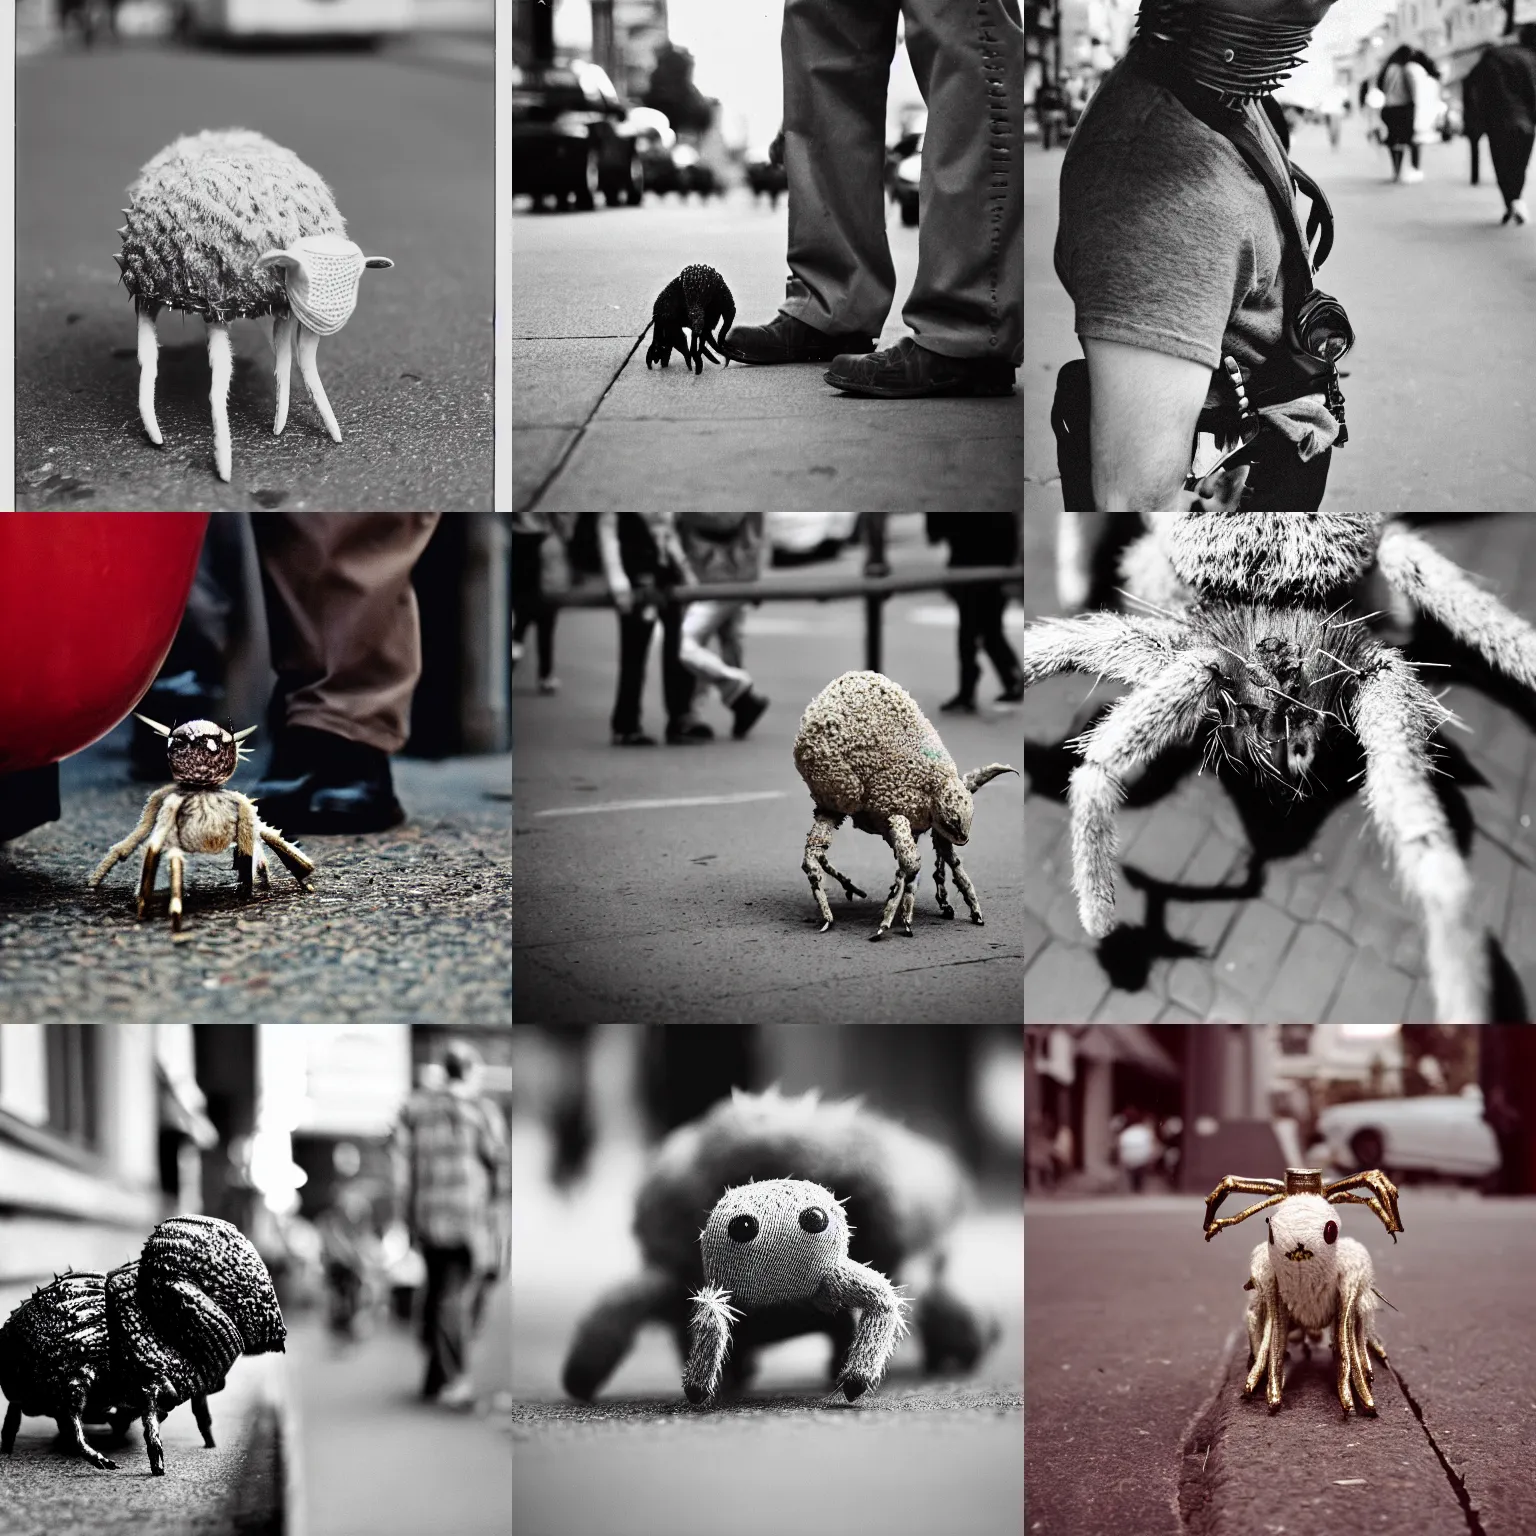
left=936, top=831, right=987, bottom=925
left=1350, top=1303, right=1375, bottom=1407
left=1264, top=1288, right=1288, bottom=1410
left=137, top=307, right=162, bottom=446
left=2, top=1400, right=20, bottom=1454
left=233, top=793, right=259, bottom=895
left=1324, top=1170, right=1404, bottom=1238
left=259, top=822, right=315, bottom=887
left=60, top=1379, right=115, bottom=1470
left=875, top=815, right=921, bottom=940
left=191, top=1393, right=215, bottom=1448
left=1203, top=1175, right=1287, bottom=1239
left=167, top=849, right=186, bottom=932
left=252, top=838, right=272, bottom=891
left=932, top=835, right=956, bottom=919
left=208, top=320, right=234, bottom=482
left=271, top=314, right=294, bottom=435
left=802, top=809, right=844, bottom=931
left=90, top=785, right=174, bottom=886
left=140, top=1388, right=166, bottom=1476
left=136, top=795, right=181, bottom=920
left=1245, top=1301, right=1273, bottom=1397
left=297, top=323, right=341, bottom=441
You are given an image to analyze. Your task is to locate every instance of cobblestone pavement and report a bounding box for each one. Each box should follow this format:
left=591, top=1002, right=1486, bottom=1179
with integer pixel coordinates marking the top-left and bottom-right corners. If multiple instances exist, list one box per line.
left=0, top=730, right=511, bottom=1023
left=1023, top=513, right=1536, bottom=1025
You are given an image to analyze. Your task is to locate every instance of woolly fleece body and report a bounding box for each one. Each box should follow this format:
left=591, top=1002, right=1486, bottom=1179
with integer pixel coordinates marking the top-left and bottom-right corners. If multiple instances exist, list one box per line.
left=119, top=130, right=346, bottom=323
left=560, top=1087, right=994, bottom=1401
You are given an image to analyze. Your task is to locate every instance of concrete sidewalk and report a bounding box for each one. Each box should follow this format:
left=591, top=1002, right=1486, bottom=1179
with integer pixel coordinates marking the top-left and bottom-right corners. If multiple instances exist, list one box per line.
left=513, top=194, right=1022, bottom=513
left=1026, top=1191, right=1536, bottom=1536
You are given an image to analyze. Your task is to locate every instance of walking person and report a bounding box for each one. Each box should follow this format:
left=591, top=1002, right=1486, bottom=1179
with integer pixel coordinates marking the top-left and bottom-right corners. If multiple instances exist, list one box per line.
left=512, top=512, right=566, bottom=695
left=1116, top=1108, right=1158, bottom=1195
left=1463, top=25, right=1536, bottom=226
left=596, top=514, right=709, bottom=747
left=926, top=515, right=1023, bottom=711
left=391, top=1039, right=509, bottom=1408
left=1379, top=46, right=1421, bottom=181
left=674, top=515, right=770, bottom=740
left=1051, top=0, right=1353, bottom=513
left=717, top=0, right=1022, bottom=399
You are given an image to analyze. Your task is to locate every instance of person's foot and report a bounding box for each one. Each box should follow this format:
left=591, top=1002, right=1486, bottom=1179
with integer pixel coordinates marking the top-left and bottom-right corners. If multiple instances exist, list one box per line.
left=665, top=718, right=714, bottom=744
left=730, top=689, right=769, bottom=739
left=538, top=676, right=561, bottom=694
left=996, top=679, right=1025, bottom=703
left=824, top=337, right=1016, bottom=399
left=718, top=311, right=876, bottom=365
left=436, top=1375, right=476, bottom=1410
left=1511, top=199, right=1530, bottom=225
left=612, top=731, right=658, bottom=746
left=938, top=693, right=977, bottom=713
left=1401, top=166, right=1424, bottom=183
left=248, top=726, right=405, bottom=834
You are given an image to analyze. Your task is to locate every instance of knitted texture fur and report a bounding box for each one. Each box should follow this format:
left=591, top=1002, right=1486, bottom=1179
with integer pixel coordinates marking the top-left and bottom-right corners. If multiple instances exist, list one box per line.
left=120, top=129, right=346, bottom=323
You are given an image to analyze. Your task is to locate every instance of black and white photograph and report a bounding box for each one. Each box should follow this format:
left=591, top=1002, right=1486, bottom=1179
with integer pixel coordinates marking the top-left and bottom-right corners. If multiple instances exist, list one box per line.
left=1025, top=0, right=1536, bottom=513
left=1023, top=513, right=1536, bottom=1025
left=512, top=1, right=1024, bottom=513
left=15, top=0, right=496, bottom=512
left=0, top=1024, right=512, bottom=1536
left=512, top=514, right=1024, bottom=1025
left=513, top=1022, right=1024, bottom=1536
left=1027, top=1023, right=1536, bottom=1536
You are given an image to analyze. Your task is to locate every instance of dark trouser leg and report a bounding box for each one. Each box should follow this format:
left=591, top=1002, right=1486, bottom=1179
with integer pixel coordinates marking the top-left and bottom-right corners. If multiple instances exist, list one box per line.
left=611, top=610, right=655, bottom=736
left=421, top=1245, right=474, bottom=1396
left=780, top=0, right=900, bottom=337
left=1489, top=127, right=1536, bottom=206
left=974, top=583, right=1022, bottom=684
left=902, top=0, right=1024, bottom=365
left=512, top=532, right=546, bottom=654
left=536, top=612, right=556, bottom=679
left=660, top=599, right=697, bottom=726
left=953, top=588, right=981, bottom=700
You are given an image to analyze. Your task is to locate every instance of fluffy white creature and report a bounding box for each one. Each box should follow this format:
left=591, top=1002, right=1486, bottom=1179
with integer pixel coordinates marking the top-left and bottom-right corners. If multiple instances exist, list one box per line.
left=1023, top=511, right=1536, bottom=1023
left=1204, top=1166, right=1401, bottom=1416
left=792, top=671, right=1018, bottom=939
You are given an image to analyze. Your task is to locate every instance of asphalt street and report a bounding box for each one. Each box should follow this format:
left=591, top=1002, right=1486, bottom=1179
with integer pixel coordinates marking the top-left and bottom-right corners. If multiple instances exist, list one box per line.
left=1024, top=118, right=1536, bottom=511
left=16, top=39, right=494, bottom=511
left=1026, top=1192, right=1536, bottom=1536
left=0, top=726, right=511, bottom=1024
left=512, top=535, right=1025, bottom=1024
left=513, top=191, right=1023, bottom=513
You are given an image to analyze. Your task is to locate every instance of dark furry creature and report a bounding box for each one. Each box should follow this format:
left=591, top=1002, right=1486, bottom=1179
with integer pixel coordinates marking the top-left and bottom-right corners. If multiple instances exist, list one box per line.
left=646, top=263, right=735, bottom=374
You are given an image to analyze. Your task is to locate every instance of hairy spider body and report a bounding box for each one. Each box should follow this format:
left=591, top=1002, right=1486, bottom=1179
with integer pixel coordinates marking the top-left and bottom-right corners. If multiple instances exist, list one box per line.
left=1023, top=513, right=1536, bottom=1023
left=89, top=716, right=314, bottom=931
left=1204, top=1167, right=1402, bottom=1417
left=646, top=263, right=735, bottom=374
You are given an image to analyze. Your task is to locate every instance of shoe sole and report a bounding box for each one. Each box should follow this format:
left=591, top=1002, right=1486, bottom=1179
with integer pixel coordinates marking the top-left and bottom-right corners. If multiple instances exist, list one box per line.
left=719, top=345, right=876, bottom=365
left=823, top=373, right=1017, bottom=399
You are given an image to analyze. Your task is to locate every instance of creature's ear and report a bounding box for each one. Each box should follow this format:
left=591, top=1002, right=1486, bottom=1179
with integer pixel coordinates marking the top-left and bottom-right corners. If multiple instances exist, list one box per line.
left=364, top=257, right=393, bottom=270
left=134, top=713, right=172, bottom=737
left=964, top=763, right=1020, bottom=793
left=232, top=725, right=258, bottom=743
left=254, top=250, right=298, bottom=274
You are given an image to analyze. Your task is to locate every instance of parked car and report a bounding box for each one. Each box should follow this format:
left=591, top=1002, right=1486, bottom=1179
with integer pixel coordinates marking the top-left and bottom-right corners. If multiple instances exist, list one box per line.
left=885, top=127, right=923, bottom=227
left=767, top=514, right=862, bottom=564
left=176, top=0, right=411, bottom=41
left=1314, top=1086, right=1500, bottom=1183
left=745, top=131, right=787, bottom=207
left=642, top=140, right=722, bottom=201
left=513, top=61, right=644, bottom=211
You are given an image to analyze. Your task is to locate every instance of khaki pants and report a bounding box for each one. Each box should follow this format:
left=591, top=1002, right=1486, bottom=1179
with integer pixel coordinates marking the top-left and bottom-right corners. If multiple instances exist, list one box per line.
left=252, top=513, right=441, bottom=754
left=780, top=0, right=1023, bottom=364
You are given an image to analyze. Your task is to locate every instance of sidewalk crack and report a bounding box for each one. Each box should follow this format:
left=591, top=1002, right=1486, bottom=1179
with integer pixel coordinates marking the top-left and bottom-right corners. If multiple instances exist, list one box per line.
left=1388, top=1360, right=1487, bottom=1536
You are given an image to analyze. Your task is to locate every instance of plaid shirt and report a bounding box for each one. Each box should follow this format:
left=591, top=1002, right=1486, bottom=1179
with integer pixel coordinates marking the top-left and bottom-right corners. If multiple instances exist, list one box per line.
left=392, top=1083, right=509, bottom=1258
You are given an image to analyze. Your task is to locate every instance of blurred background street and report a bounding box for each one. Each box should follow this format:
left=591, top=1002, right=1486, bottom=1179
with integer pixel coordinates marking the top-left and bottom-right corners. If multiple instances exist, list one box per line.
left=15, top=0, right=494, bottom=511
left=512, top=1024, right=1024, bottom=1536
left=1025, top=1022, right=1536, bottom=1536
left=513, top=515, right=1024, bottom=1025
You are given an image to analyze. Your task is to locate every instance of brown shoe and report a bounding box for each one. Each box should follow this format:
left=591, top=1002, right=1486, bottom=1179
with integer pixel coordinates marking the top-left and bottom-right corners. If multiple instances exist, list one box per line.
left=718, top=312, right=875, bottom=365
left=824, top=337, right=1016, bottom=398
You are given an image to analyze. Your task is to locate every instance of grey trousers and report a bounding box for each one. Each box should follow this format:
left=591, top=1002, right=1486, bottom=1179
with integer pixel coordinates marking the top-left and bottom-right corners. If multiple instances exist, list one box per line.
left=779, top=0, right=1023, bottom=364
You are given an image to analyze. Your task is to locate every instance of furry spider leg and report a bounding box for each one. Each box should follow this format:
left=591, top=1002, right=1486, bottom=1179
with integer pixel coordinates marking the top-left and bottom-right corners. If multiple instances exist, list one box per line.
left=88, top=784, right=176, bottom=887
left=1022, top=612, right=1194, bottom=689
left=257, top=819, right=316, bottom=888
left=1064, top=650, right=1224, bottom=937
left=234, top=795, right=259, bottom=895
left=814, top=1260, right=910, bottom=1401
left=564, top=1269, right=676, bottom=1400
left=802, top=808, right=867, bottom=931
left=1350, top=651, right=1489, bottom=1023
left=933, top=829, right=987, bottom=924
left=136, top=793, right=184, bottom=920
left=682, top=1283, right=742, bottom=1405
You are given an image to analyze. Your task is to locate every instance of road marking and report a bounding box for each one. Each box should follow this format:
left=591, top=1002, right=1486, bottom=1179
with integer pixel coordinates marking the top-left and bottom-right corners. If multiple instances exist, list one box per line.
left=533, top=791, right=789, bottom=818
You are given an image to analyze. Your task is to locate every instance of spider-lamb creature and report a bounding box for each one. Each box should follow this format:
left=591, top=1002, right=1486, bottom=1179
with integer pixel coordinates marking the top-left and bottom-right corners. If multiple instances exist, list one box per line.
left=683, top=1178, right=908, bottom=1406
left=646, top=263, right=736, bottom=375
left=1021, top=511, right=1536, bottom=1023
left=88, top=716, right=314, bottom=931
left=1204, top=1166, right=1403, bottom=1417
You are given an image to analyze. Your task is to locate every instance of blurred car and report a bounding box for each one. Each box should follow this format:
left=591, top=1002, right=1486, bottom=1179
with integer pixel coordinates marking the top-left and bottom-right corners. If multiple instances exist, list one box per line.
left=767, top=514, right=862, bottom=563
left=1314, top=1086, right=1500, bottom=1183
left=176, top=0, right=411, bottom=40
left=745, top=131, right=787, bottom=207
left=885, top=127, right=923, bottom=227
left=513, top=60, right=644, bottom=211
left=642, top=141, right=722, bottom=201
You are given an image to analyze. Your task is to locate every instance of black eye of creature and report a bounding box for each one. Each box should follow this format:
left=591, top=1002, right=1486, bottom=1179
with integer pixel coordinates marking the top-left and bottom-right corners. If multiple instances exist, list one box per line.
left=799, top=1207, right=828, bottom=1233
left=1324, top=1220, right=1338, bottom=1245
left=728, top=1214, right=758, bottom=1244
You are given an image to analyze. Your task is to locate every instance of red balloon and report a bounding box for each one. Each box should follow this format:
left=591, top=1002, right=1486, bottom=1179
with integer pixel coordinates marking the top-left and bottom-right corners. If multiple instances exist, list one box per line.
left=0, top=513, right=209, bottom=773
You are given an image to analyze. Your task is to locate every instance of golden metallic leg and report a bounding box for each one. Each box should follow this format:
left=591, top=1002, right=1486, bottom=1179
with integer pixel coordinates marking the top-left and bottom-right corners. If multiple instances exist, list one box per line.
left=1203, top=1176, right=1287, bottom=1240
left=1265, top=1293, right=1288, bottom=1410
left=1245, top=1304, right=1271, bottom=1397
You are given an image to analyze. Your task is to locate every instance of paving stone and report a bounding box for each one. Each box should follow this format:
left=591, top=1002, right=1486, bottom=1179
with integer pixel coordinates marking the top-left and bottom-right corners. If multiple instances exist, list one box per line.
left=1089, top=984, right=1161, bottom=1024
left=1210, top=900, right=1297, bottom=1004
left=1257, top=922, right=1354, bottom=1024
left=1324, top=944, right=1415, bottom=1026
left=1022, top=908, right=1049, bottom=972
left=1024, top=942, right=1108, bottom=1024
left=1163, top=957, right=1215, bottom=1019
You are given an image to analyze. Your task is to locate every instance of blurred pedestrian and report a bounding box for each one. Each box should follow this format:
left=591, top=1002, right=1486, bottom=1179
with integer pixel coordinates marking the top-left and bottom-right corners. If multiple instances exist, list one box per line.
left=1051, top=1120, right=1074, bottom=1184
left=1379, top=46, right=1422, bottom=181
left=674, top=515, right=771, bottom=739
left=1116, top=1107, right=1157, bottom=1195
left=248, top=513, right=441, bottom=833
left=925, top=515, right=1023, bottom=711
left=392, top=1039, right=508, bottom=1408
left=717, top=1, right=1022, bottom=399
left=512, top=512, right=566, bottom=695
left=1463, top=25, right=1536, bottom=226
left=317, top=1141, right=380, bottom=1342
left=596, top=513, right=710, bottom=746
left=1320, top=81, right=1348, bottom=151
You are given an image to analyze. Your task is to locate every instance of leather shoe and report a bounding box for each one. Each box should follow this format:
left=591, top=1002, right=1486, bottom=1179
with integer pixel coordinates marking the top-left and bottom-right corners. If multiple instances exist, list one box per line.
left=718, top=311, right=875, bottom=365
left=824, top=337, right=1016, bottom=398
left=249, top=726, right=406, bottom=834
